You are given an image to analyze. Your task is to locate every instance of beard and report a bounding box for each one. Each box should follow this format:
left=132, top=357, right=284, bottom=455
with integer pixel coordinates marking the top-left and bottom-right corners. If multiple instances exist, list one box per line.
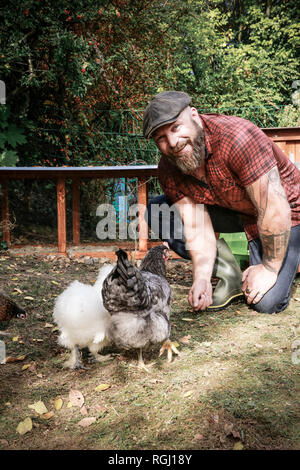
left=163, top=122, right=206, bottom=175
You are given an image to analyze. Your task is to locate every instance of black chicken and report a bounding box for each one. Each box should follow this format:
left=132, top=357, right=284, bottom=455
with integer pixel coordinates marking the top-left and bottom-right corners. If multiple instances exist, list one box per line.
left=0, top=292, right=26, bottom=322
left=102, top=245, right=179, bottom=370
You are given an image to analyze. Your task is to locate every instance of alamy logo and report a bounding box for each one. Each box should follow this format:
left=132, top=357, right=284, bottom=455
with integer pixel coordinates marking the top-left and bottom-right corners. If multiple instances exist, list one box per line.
left=0, top=340, right=6, bottom=364
left=0, top=80, right=6, bottom=105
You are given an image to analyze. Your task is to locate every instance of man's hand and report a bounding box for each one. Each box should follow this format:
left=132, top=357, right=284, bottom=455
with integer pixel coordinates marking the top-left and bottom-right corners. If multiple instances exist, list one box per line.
left=188, top=278, right=213, bottom=311
left=242, top=264, right=278, bottom=304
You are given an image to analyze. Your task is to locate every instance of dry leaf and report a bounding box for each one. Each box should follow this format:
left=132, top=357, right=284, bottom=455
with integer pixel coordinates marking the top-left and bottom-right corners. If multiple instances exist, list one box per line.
left=179, top=335, right=191, bottom=344
left=24, top=296, right=34, bottom=301
left=44, top=323, right=54, bottom=328
left=233, top=441, right=244, bottom=450
left=77, top=417, right=96, bottom=427
left=21, top=364, right=31, bottom=371
left=41, top=411, right=55, bottom=420
left=5, top=355, right=26, bottom=363
left=95, top=383, right=110, bottom=392
left=182, top=318, right=195, bottom=322
left=294, top=297, right=300, bottom=302
left=69, top=389, right=84, bottom=407
left=80, top=405, right=88, bottom=416
left=183, top=390, right=194, bottom=398
left=16, top=417, right=32, bottom=435
left=28, top=400, right=48, bottom=415
left=12, top=277, right=18, bottom=281
left=12, top=336, right=19, bottom=342
left=13, top=288, right=23, bottom=294
left=54, top=398, right=63, bottom=411
left=51, top=281, right=59, bottom=285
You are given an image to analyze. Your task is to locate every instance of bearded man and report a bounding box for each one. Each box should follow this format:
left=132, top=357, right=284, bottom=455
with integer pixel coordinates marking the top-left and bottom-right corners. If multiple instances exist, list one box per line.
left=143, top=91, right=300, bottom=313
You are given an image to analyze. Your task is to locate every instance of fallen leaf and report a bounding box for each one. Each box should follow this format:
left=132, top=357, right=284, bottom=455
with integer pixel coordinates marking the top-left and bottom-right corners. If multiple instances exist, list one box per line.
left=67, top=402, right=73, bottom=408
left=294, top=297, right=300, bottom=302
left=21, top=364, right=31, bottom=371
left=12, top=336, right=19, bottom=342
left=95, top=383, right=110, bottom=392
left=44, top=323, right=54, bottom=328
left=16, top=417, right=32, bottom=435
left=182, top=318, right=195, bottom=322
left=77, top=417, right=96, bottom=427
left=51, top=280, right=59, bottom=285
left=52, top=327, right=59, bottom=332
left=233, top=441, right=244, bottom=450
left=13, top=288, right=23, bottom=294
left=54, top=398, right=63, bottom=411
left=179, top=335, right=191, bottom=344
left=24, top=296, right=34, bottom=301
left=69, top=389, right=84, bottom=407
left=5, top=355, right=26, bottom=363
left=193, top=434, right=203, bottom=442
left=41, top=411, right=55, bottom=420
left=28, top=401, right=48, bottom=415
left=12, top=277, right=18, bottom=281
left=80, top=405, right=88, bottom=416
left=183, top=390, right=194, bottom=398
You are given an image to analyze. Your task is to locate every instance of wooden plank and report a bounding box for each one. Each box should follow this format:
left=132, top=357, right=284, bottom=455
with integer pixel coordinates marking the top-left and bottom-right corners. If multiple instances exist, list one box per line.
left=0, top=179, right=11, bottom=246
left=0, top=165, right=158, bottom=180
left=137, top=176, right=148, bottom=253
left=72, top=178, right=80, bottom=245
left=56, top=178, right=66, bottom=253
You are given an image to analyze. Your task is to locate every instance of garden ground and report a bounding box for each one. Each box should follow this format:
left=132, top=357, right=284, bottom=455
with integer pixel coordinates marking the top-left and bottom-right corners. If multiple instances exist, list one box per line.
left=0, top=250, right=299, bottom=450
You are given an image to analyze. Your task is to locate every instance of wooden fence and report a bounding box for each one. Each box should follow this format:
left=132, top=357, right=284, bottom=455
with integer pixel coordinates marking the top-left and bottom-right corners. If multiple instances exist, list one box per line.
left=0, top=127, right=300, bottom=261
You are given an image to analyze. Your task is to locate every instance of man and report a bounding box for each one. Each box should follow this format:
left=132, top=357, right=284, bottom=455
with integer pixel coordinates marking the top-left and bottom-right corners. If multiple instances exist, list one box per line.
left=143, top=91, right=300, bottom=313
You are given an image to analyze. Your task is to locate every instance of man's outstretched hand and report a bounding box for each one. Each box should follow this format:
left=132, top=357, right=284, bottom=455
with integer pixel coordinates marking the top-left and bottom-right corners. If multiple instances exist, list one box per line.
left=242, top=264, right=278, bottom=304
left=188, top=278, right=213, bottom=311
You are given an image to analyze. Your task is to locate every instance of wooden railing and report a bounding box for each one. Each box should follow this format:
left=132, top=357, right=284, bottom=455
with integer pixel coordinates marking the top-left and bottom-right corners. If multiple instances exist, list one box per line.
left=1, top=127, right=300, bottom=260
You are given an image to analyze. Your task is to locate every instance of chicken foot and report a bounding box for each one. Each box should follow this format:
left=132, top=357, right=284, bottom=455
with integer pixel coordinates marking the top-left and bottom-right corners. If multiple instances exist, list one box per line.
left=64, top=344, right=87, bottom=370
left=159, top=339, right=180, bottom=363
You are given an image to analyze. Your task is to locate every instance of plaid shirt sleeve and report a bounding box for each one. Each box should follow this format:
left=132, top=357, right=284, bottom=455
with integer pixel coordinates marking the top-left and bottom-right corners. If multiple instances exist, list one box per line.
left=158, top=156, right=186, bottom=203
left=220, top=121, right=277, bottom=187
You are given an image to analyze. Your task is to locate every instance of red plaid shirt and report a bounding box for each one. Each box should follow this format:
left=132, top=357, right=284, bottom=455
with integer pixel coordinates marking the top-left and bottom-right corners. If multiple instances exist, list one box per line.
left=158, top=113, right=300, bottom=241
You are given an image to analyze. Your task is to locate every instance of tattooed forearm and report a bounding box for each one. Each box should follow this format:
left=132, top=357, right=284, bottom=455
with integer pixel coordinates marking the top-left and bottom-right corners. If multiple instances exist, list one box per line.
left=260, top=230, right=290, bottom=273
left=246, top=167, right=291, bottom=273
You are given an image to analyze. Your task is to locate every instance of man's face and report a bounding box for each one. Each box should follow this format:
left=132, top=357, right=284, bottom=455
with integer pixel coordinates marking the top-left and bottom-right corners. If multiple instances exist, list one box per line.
left=153, top=107, right=205, bottom=174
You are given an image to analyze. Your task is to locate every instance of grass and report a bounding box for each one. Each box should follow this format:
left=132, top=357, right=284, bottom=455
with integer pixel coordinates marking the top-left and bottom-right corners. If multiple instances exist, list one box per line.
left=0, top=251, right=299, bottom=450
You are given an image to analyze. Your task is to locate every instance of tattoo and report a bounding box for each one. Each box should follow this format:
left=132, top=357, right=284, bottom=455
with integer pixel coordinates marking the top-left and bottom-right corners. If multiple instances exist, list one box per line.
left=246, top=168, right=291, bottom=273
left=261, top=230, right=290, bottom=272
left=268, top=168, right=287, bottom=200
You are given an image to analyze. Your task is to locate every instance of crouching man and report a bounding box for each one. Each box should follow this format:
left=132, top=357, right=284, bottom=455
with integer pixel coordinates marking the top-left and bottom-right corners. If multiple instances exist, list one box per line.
left=143, top=91, right=300, bottom=313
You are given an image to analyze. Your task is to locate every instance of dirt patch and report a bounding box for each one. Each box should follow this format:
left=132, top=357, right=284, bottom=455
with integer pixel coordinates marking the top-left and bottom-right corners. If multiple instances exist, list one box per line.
left=0, top=251, right=299, bottom=450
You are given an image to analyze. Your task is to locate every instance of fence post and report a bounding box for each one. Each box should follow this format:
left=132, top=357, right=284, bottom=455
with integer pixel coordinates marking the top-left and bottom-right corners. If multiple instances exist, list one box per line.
left=57, top=178, right=66, bottom=254
left=0, top=179, right=11, bottom=246
left=72, top=178, right=80, bottom=245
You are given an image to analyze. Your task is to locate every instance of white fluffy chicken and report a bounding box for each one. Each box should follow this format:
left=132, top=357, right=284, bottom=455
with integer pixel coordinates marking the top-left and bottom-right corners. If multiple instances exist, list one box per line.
left=102, top=245, right=179, bottom=370
left=53, top=263, right=113, bottom=370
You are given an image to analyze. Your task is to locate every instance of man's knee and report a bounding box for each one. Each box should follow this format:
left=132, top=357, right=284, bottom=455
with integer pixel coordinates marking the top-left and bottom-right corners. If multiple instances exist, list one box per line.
left=251, top=293, right=289, bottom=314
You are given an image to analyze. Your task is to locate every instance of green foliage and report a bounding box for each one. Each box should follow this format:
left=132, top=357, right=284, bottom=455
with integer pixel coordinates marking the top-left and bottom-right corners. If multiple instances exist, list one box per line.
left=0, top=0, right=298, bottom=168
left=0, top=107, right=27, bottom=166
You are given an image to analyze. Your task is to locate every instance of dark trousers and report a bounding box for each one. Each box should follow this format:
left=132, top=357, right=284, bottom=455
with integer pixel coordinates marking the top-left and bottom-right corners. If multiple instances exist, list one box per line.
left=146, top=195, right=300, bottom=314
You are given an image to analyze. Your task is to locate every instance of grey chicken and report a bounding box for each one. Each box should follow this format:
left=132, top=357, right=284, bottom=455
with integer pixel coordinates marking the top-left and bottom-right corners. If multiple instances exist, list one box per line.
left=102, top=245, right=179, bottom=370
left=0, top=292, right=26, bottom=322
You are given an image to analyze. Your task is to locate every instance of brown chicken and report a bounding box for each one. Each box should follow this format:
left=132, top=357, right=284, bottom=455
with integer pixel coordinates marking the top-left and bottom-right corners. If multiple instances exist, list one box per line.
left=102, top=245, right=179, bottom=370
left=0, top=292, right=26, bottom=322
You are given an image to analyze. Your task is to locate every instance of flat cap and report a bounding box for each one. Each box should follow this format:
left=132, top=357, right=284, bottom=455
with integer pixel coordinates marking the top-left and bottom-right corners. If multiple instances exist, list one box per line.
left=143, top=91, right=191, bottom=139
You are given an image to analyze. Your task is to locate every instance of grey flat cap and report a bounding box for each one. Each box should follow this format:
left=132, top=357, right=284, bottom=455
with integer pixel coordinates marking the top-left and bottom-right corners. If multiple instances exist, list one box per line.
left=143, top=91, right=191, bottom=139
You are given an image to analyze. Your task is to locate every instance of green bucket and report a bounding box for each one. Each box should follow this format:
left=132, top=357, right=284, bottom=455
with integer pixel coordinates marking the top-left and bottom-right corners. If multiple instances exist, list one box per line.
left=219, top=232, right=249, bottom=269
